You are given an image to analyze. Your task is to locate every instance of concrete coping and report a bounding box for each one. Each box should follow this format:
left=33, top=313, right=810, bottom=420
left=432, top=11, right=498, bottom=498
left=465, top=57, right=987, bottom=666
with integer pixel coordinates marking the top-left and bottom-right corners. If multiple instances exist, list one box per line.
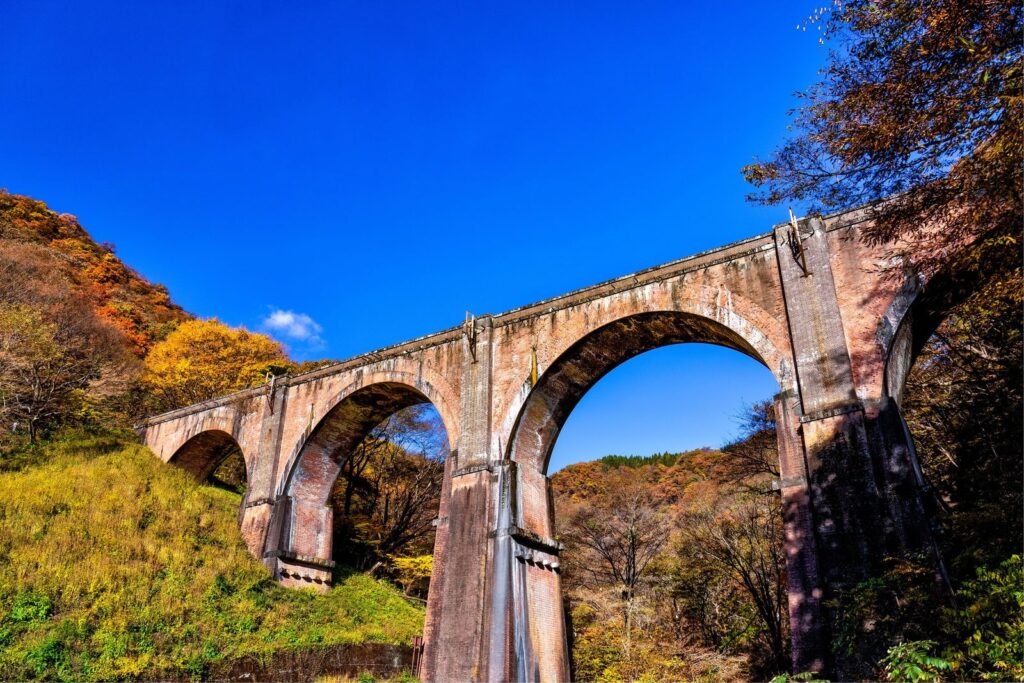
left=263, top=549, right=337, bottom=570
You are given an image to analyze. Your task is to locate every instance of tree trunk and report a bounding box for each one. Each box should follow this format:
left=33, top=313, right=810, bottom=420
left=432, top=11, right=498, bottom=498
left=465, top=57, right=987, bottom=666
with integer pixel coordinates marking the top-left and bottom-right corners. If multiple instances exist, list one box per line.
left=623, top=592, right=633, bottom=665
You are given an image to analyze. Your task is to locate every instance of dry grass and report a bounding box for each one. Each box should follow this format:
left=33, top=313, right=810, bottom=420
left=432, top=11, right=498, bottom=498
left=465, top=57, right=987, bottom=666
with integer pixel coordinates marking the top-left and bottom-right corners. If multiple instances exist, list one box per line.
left=0, top=432, right=424, bottom=680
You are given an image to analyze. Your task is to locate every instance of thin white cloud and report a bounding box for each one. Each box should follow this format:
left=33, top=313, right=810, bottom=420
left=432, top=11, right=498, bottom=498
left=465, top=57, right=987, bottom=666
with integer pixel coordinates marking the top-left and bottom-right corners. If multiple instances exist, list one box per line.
left=261, top=309, right=325, bottom=348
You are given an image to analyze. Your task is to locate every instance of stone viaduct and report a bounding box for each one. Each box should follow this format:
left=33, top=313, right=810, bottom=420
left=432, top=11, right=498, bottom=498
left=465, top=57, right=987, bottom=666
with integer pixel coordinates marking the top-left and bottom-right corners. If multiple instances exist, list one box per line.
left=141, top=205, right=961, bottom=681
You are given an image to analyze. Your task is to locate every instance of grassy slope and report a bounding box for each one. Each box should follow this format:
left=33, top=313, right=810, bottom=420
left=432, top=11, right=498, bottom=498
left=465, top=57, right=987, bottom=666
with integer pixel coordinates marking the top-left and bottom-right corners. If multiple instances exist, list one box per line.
left=0, top=434, right=423, bottom=681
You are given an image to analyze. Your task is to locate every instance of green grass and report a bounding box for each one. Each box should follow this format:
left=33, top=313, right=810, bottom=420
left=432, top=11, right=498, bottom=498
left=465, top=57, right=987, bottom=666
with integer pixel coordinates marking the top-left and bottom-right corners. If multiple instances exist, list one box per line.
left=0, top=433, right=424, bottom=681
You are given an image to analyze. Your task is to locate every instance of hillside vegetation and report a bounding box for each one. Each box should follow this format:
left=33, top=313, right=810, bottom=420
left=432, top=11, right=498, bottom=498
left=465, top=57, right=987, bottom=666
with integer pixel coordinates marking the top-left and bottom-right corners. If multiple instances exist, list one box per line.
left=552, top=437, right=788, bottom=682
left=552, top=394, right=1023, bottom=682
left=0, top=191, right=187, bottom=356
left=0, top=432, right=423, bottom=681
left=0, top=191, right=333, bottom=446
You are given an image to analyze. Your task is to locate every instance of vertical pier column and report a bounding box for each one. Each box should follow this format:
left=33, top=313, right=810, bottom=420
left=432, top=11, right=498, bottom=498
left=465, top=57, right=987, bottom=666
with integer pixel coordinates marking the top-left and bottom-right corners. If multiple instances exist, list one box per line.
left=774, top=216, right=901, bottom=678
left=240, top=379, right=287, bottom=559
left=421, top=316, right=506, bottom=682
left=774, top=389, right=828, bottom=674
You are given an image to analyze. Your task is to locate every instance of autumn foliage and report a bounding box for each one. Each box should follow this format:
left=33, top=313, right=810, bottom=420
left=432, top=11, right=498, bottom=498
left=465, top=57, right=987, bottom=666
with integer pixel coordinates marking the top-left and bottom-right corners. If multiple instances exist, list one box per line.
left=0, top=191, right=187, bottom=357
left=142, top=319, right=290, bottom=412
left=0, top=192, right=303, bottom=443
left=328, top=405, right=448, bottom=597
left=0, top=192, right=432, bottom=680
left=553, top=436, right=790, bottom=681
left=744, top=0, right=1021, bottom=278
left=0, top=2, right=1021, bottom=667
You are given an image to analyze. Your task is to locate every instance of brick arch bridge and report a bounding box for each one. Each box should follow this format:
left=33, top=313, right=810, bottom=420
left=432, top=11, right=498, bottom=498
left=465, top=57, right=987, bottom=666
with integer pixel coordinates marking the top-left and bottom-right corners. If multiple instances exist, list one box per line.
left=142, top=206, right=963, bottom=680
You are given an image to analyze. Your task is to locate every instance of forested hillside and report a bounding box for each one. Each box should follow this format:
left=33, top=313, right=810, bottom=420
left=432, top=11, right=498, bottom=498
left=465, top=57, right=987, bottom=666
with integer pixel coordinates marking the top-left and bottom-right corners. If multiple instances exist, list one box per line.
left=0, top=193, right=430, bottom=681
left=0, top=191, right=329, bottom=445
left=551, top=413, right=790, bottom=682
left=0, top=191, right=188, bottom=356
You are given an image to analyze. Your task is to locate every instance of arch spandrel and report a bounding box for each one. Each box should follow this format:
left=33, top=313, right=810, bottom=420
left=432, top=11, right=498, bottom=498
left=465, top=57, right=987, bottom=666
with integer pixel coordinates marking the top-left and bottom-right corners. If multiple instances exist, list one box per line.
left=821, top=227, right=918, bottom=403
left=147, top=406, right=245, bottom=465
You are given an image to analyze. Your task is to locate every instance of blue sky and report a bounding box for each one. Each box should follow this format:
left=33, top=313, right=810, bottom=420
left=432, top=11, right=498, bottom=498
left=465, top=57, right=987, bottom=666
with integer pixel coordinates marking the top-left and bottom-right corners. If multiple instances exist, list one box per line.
left=1, top=1, right=823, bottom=468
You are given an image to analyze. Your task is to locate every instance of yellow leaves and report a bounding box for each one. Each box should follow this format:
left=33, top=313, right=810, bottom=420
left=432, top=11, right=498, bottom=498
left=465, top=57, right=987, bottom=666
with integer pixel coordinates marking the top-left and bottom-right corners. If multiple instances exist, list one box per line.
left=143, top=319, right=292, bottom=411
left=0, top=304, right=61, bottom=364
left=390, top=554, right=433, bottom=595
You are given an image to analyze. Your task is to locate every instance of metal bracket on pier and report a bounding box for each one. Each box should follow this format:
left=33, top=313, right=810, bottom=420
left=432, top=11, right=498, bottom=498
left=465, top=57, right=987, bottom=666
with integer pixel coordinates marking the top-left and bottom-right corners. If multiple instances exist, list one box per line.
left=788, top=208, right=810, bottom=277
left=464, top=311, right=478, bottom=362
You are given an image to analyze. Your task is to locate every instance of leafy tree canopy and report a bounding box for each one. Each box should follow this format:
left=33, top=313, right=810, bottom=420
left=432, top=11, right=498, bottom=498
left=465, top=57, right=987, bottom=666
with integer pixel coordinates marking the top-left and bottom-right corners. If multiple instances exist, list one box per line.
left=744, top=0, right=1021, bottom=274
left=143, top=319, right=290, bottom=412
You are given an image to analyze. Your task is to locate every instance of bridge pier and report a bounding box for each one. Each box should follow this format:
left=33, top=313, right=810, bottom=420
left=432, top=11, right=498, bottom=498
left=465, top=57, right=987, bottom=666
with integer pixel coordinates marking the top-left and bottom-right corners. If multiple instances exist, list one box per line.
left=775, top=389, right=829, bottom=674
left=422, top=315, right=522, bottom=681
left=420, top=313, right=574, bottom=683
left=774, top=217, right=936, bottom=678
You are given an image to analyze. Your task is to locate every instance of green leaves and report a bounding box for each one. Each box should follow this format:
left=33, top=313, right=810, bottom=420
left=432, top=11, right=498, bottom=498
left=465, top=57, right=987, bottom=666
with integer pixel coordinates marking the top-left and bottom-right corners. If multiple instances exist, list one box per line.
left=942, top=555, right=1024, bottom=681
left=872, top=556, right=1024, bottom=682
left=881, top=641, right=950, bottom=682
left=9, top=592, right=52, bottom=624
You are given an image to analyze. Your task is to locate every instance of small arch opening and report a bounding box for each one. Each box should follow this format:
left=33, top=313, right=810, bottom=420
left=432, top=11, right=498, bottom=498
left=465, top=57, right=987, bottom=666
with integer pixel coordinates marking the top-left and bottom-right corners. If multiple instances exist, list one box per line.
left=168, top=429, right=248, bottom=494
left=280, top=381, right=451, bottom=603
left=330, top=403, right=449, bottom=597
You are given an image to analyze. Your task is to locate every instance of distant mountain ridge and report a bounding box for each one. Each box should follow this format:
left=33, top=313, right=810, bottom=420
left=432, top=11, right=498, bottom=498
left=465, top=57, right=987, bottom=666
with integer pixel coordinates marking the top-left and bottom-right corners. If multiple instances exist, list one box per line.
left=551, top=447, right=735, bottom=518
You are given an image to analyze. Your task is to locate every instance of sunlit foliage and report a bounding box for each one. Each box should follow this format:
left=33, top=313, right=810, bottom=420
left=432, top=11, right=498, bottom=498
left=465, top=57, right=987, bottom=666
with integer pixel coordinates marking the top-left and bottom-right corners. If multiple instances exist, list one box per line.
left=0, top=256, right=136, bottom=443
left=0, top=191, right=187, bottom=357
left=142, top=319, right=291, bottom=412
left=744, top=0, right=1021, bottom=277
left=554, top=434, right=790, bottom=681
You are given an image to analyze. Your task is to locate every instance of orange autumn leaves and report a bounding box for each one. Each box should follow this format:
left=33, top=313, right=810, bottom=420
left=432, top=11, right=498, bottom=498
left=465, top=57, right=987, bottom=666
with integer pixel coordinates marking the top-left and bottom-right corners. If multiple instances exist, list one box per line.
left=0, top=191, right=301, bottom=433
left=0, top=191, right=187, bottom=358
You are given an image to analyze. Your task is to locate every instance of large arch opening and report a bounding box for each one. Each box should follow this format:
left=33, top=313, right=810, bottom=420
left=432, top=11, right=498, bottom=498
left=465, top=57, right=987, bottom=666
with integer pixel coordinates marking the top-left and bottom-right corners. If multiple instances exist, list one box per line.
left=168, top=429, right=248, bottom=494
left=505, top=311, right=797, bottom=680
left=870, top=249, right=1023, bottom=665
left=508, top=311, right=782, bottom=477
left=278, top=381, right=452, bottom=600
left=548, top=344, right=779, bottom=473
